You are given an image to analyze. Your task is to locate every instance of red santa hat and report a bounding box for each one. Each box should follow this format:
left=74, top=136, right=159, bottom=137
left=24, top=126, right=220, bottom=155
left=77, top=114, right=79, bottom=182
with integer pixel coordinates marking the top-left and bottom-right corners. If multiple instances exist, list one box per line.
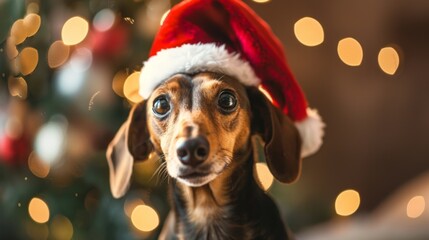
left=139, top=0, right=324, bottom=157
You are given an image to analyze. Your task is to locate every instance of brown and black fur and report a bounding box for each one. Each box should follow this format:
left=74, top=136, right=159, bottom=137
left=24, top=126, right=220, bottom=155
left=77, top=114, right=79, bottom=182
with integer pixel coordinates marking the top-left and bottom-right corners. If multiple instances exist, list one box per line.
left=106, top=72, right=301, bottom=240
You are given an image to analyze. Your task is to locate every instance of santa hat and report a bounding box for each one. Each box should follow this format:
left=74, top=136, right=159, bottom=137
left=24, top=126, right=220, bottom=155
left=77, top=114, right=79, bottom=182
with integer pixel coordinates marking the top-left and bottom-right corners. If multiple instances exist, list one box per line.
left=139, top=0, right=324, bottom=157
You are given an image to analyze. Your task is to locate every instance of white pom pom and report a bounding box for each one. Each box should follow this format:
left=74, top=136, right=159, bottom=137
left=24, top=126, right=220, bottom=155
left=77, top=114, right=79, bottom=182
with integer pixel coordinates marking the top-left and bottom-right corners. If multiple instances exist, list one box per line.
left=295, top=108, right=325, bottom=158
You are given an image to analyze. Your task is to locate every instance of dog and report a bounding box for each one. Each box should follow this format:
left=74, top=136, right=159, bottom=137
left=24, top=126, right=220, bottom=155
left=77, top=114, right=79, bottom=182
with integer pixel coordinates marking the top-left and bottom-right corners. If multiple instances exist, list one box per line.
left=107, top=71, right=302, bottom=239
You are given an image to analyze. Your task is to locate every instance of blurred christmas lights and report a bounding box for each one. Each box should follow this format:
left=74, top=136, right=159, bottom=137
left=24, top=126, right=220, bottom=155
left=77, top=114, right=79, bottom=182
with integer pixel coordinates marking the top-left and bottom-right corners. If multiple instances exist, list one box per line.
left=23, top=13, right=41, bottom=37
left=61, top=16, right=89, bottom=45
left=48, top=40, right=70, bottom=68
left=28, top=151, right=50, bottom=178
left=378, top=46, right=400, bottom=75
left=407, top=196, right=425, bottom=219
left=8, top=76, right=28, bottom=99
left=335, top=189, right=361, bottom=216
left=50, top=215, right=74, bottom=240
left=34, top=116, right=68, bottom=165
left=294, top=17, right=324, bottom=47
left=93, top=9, right=116, bottom=32
left=112, top=69, right=128, bottom=97
left=123, top=71, right=143, bottom=103
left=18, top=47, right=39, bottom=75
left=337, top=38, right=363, bottom=66
left=10, top=19, right=27, bottom=45
left=28, top=197, right=50, bottom=224
left=124, top=197, right=145, bottom=218
left=131, top=204, right=160, bottom=232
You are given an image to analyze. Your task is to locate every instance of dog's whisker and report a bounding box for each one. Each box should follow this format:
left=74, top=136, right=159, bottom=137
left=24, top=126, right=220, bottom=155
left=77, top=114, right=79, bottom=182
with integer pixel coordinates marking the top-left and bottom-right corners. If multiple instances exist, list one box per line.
left=150, top=161, right=167, bottom=183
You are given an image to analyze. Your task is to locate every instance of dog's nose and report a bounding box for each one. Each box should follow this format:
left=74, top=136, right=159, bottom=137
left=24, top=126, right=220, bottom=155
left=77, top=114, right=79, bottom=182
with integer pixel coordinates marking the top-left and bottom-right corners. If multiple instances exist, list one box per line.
left=176, top=136, right=209, bottom=166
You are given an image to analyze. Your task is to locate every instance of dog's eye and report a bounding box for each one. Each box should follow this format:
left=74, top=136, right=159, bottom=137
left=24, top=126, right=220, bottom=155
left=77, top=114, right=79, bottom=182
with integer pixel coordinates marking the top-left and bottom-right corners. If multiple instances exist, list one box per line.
left=153, top=96, right=171, bottom=117
left=218, top=90, right=237, bottom=113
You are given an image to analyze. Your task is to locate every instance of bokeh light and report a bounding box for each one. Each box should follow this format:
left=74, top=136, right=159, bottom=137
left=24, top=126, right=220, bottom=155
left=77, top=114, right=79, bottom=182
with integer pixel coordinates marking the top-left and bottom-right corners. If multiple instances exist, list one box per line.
left=337, top=37, right=363, bottom=66
left=93, top=9, right=116, bottom=32
left=61, top=16, right=89, bottom=45
left=112, top=69, right=128, bottom=97
left=48, top=40, right=70, bottom=68
left=34, top=116, right=68, bottom=165
left=294, top=17, right=324, bottom=47
left=160, top=10, right=170, bottom=26
left=131, top=205, right=159, bottom=232
left=50, top=215, right=74, bottom=240
left=255, top=162, right=274, bottom=191
left=335, top=189, right=361, bottom=216
left=123, top=71, right=143, bottom=103
left=6, top=37, right=18, bottom=59
left=10, top=19, right=27, bottom=45
left=28, top=151, right=50, bottom=178
left=4, top=117, right=23, bottom=139
left=18, top=47, right=39, bottom=75
left=23, top=13, right=41, bottom=37
left=8, top=76, right=28, bottom=99
left=378, top=46, right=400, bottom=75
left=407, top=195, right=425, bottom=219
left=69, top=48, right=92, bottom=72
left=28, top=197, right=50, bottom=223
left=124, top=197, right=145, bottom=217
left=27, top=2, right=40, bottom=14
left=24, top=221, right=49, bottom=240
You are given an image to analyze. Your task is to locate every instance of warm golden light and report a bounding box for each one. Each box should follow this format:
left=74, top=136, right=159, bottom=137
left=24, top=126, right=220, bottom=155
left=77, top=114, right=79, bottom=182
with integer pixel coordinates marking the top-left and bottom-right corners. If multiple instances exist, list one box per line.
left=378, top=47, right=400, bottom=75
left=61, top=16, right=89, bottom=45
left=255, top=162, right=274, bottom=191
left=160, top=10, right=170, bottom=26
left=8, top=76, right=28, bottom=99
left=27, top=2, right=40, bottom=14
left=294, top=17, right=324, bottom=47
left=252, top=0, right=271, bottom=3
left=124, top=198, right=145, bottom=217
left=335, top=189, right=361, bottom=216
left=18, top=47, right=39, bottom=75
left=6, top=37, right=18, bottom=59
left=50, top=215, right=74, bottom=240
left=112, top=70, right=128, bottom=97
left=131, top=205, right=160, bottom=232
left=10, top=19, right=27, bottom=45
left=407, top=196, right=425, bottom=219
left=337, top=38, right=363, bottom=66
left=28, top=197, right=50, bottom=223
left=24, top=221, right=49, bottom=240
left=123, top=71, right=143, bottom=103
left=23, top=13, right=41, bottom=37
left=28, top=152, right=50, bottom=178
left=48, top=40, right=70, bottom=68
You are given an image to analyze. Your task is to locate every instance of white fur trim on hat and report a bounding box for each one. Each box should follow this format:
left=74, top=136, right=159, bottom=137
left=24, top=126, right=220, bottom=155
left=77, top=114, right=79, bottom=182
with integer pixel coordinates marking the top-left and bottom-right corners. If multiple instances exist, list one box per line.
left=139, top=43, right=261, bottom=99
left=295, top=108, right=325, bottom=158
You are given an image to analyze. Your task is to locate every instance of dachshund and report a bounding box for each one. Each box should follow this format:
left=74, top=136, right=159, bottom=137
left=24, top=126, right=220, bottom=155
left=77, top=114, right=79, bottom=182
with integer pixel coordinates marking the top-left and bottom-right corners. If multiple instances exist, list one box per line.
left=106, top=72, right=302, bottom=239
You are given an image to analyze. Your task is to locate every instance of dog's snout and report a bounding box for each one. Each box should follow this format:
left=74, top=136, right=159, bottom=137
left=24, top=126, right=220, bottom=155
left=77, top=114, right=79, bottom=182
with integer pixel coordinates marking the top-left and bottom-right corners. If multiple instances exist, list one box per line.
left=176, top=136, right=209, bottom=166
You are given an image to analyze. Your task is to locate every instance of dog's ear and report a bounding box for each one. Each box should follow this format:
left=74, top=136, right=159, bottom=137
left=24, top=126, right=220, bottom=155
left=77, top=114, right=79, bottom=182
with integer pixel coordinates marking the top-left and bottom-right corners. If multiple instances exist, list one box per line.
left=248, top=88, right=302, bottom=183
left=106, top=101, right=152, bottom=198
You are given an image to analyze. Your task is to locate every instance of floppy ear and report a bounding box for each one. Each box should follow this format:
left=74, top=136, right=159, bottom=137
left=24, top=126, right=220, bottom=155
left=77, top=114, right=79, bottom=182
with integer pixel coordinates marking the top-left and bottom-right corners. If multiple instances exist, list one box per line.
left=248, top=88, right=302, bottom=183
left=106, top=101, right=152, bottom=198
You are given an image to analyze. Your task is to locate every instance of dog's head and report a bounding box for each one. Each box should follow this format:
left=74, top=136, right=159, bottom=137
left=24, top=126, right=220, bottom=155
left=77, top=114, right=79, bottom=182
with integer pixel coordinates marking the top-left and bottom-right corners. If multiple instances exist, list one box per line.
left=107, top=72, right=301, bottom=198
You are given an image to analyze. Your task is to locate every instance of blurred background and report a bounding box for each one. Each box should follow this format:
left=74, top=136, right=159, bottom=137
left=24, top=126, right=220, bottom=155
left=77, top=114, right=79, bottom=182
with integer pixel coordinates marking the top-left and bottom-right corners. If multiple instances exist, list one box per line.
left=1, top=0, right=429, bottom=239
